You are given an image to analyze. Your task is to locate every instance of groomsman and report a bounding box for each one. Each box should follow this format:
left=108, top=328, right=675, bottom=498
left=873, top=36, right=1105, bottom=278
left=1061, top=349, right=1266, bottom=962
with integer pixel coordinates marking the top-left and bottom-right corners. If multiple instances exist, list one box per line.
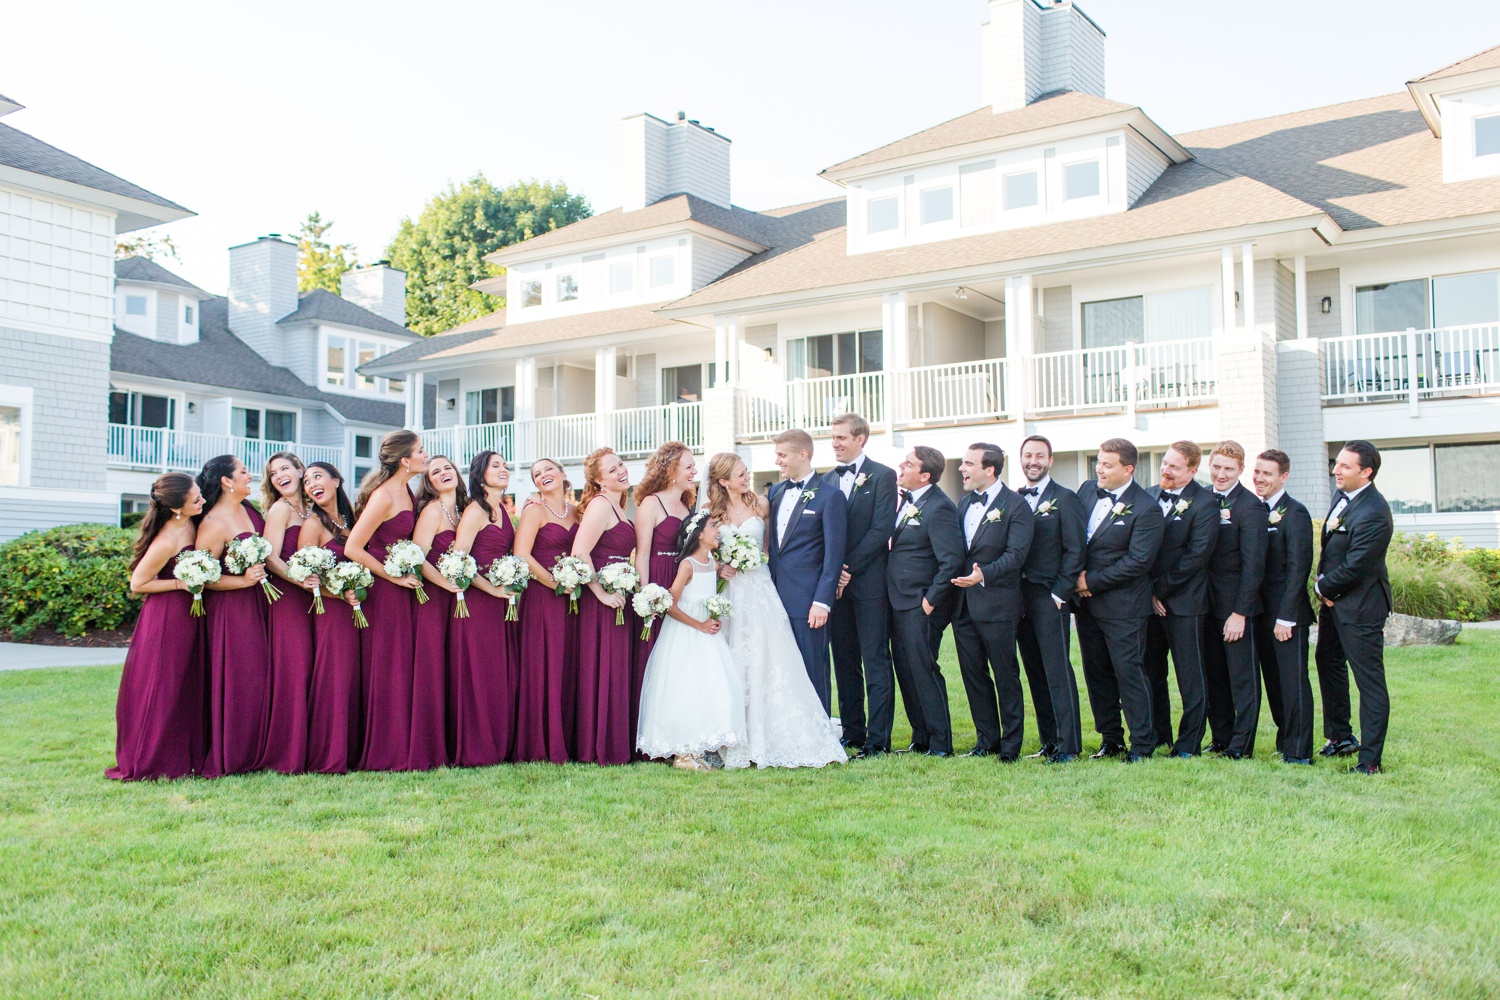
left=1251, top=449, right=1316, bottom=766
left=1073, top=438, right=1164, bottom=763
left=1014, top=435, right=1086, bottom=763
left=951, top=443, right=1035, bottom=760
left=1201, top=441, right=1269, bottom=759
left=887, top=446, right=965, bottom=757
left=824, top=412, right=897, bottom=756
left=1315, top=440, right=1394, bottom=774
left=1144, top=441, right=1216, bottom=757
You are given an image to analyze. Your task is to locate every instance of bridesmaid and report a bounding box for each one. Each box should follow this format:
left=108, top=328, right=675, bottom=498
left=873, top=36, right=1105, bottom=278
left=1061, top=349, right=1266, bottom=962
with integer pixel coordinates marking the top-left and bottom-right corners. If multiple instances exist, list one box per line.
left=107, top=472, right=206, bottom=781
left=572, top=447, right=636, bottom=766
left=449, top=450, right=517, bottom=766
left=299, top=462, right=363, bottom=774
left=195, top=454, right=272, bottom=777
left=258, top=451, right=312, bottom=774
left=345, top=429, right=428, bottom=771
left=632, top=441, right=696, bottom=717
left=513, top=457, right=580, bottom=763
left=410, top=455, right=467, bottom=770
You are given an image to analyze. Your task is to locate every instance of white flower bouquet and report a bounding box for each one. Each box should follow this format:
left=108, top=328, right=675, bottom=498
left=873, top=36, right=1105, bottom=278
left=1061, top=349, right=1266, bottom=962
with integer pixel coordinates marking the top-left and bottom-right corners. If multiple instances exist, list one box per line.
left=437, top=548, right=479, bottom=619
left=326, top=560, right=374, bottom=628
left=552, top=554, right=593, bottom=615
left=633, top=583, right=672, bottom=640
left=596, top=560, right=640, bottom=625
left=173, top=549, right=221, bottom=618
left=715, top=524, right=768, bottom=593
left=383, top=539, right=429, bottom=604
left=286, top=545, right=337, bottom=614
left=704, top=594, right=733, bottom=622
left=486, top=554, right=530, bottom=621
left=224, top=533, right=282, bottom=603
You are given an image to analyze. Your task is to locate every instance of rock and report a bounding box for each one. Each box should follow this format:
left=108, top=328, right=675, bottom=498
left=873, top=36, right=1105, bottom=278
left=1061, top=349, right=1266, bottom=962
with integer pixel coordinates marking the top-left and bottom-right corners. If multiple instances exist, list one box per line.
left=1382, top=613, right=1462, bottom=647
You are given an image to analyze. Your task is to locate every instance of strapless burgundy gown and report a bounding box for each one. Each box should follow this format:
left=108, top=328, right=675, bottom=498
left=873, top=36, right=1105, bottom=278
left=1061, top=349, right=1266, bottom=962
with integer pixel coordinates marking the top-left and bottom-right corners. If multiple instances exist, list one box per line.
left=107, top=546, right=204, bottom=780
left=514, top=521, right=577, bottom=763
left=260, top=523, right=313, bottom=773
left=408, top=527, right=454, bottom=770
left=575, top=518, right=636, bottom=766
left=306, top=538, right=363, bottom=773
left=635, top=507, right=683, bottom=743
left=448, top=518, right=516, bottom=766
left=203, top=524, right=271, bottom=778
left=359, top=509, right=416, bottom=771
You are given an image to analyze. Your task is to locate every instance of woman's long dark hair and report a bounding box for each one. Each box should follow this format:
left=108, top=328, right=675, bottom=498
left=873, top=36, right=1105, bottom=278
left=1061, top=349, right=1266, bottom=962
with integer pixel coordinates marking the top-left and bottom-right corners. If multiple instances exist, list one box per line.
left=129, top=472, right=195, bottom=570
left=468, top=450, right=502, bottom=522
left=195, top=454, right=240, bottom=524
left=413, top=454, right=468, bottom=518
left=305, top=462, right=355, bottom=541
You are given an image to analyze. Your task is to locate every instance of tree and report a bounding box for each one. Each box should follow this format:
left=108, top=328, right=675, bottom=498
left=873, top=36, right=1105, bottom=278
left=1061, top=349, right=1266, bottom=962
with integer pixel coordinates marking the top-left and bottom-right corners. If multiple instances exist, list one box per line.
left=385, top=175, right=591, bottom=337
left=115, top=233, right=179, bottom=261
left=297, top=212, right=359, bottom=293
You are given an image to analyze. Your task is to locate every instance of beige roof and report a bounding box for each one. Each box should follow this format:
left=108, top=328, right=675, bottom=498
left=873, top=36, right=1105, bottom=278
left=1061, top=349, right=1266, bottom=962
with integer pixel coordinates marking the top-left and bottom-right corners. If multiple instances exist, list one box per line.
left=1411, top=44, right=1500, bottom=83
left=485, top=193, right=777, bottom=263
left=821, top=91, right=1141, bottom=176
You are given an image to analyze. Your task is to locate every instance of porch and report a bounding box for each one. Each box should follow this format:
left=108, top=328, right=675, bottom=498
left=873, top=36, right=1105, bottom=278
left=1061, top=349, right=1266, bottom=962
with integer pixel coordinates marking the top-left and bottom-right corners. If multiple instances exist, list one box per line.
left=106, top=425, right=346, bottom=475
left=1322, top=324, right=1500, bottom=404
left=418, top=401, right=703, bottom=468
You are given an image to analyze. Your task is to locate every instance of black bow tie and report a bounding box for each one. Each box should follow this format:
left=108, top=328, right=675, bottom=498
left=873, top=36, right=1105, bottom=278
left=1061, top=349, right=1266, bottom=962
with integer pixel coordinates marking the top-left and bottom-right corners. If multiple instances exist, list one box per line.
left=1018, top=486, right=1039, bottom=497
left=1161, top=490, right=1180, bottom=500
left=899, top=489, right=913, bottom=504
left=1335, top=491, right=1349, bottom=502
left=834, top=464, right=856, bottom=476
left=1096, top=488, right=1113, bottom=500
left=968, top=491, right=986, bottom=503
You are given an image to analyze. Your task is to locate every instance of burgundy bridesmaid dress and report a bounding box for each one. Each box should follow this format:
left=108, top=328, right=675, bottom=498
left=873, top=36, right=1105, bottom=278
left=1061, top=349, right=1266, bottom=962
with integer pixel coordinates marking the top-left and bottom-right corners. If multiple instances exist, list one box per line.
left=513, top=521, right=577, bottom=763
left=259, top=522, right=313, bottom=773
left=575, top=517, right=636, bottom=766
left=107, top=546, right=204, bottom=781
left=202, top=527, right=271, bottom=777
left=306, top=538, right=363, bottom=774
left=447, top=517, right=516, bottom=766
left=634, top=502, right=683, bottom=741
left=408, top=527, right=454, bottom=770
left=359, top=509, right=416, bottom=771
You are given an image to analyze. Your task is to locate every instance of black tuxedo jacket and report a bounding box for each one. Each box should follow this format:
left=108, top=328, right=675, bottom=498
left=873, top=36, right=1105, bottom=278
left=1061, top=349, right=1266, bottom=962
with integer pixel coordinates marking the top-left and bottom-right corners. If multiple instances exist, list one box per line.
left=822, top=457, right=897, bottom=602
left=1146, top=479, right=1216, bottom=616
left=1260, top=492, right=1315, bottom=627
left=886, top=485, right=965, bottom=614
left=1206, top=482, right=1268, bottom=620
left=1019, top=478, right=1086, bottom=602
left=1317, top=485, right=1394, bottom=624
left=954, top=483, right=1034, bottom=622
left=1075, top=479, right=1165, bottom=620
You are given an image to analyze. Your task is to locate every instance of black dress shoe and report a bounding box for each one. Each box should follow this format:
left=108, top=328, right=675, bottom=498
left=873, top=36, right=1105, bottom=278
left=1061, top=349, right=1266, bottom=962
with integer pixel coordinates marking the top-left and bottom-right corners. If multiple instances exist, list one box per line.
left=1281, top=757, right=1313, bottom=766
left=1026, top=743, right=1059, bottom=759
left=1045, top=752, right=1077, bottom=764
left=1223, top=750, right=1250, bottom=760
left=1090, top=743, right=1126, bottom=759
left=1349, top=761, right=1382, bottom=774
left=1320, top=737, right=1359, bottom=757
left=851, top=746, right=888, bottom=760
left=1204, top=741, right=1229, bottom=755
left=925, top=749, right=953, bottom=758
left=895, top=742, right=928, bottom=754
left=839, top=737, right=863, bottom=750
left=962, top=747, right=991, bottom=758
left=997, top=752, right=1019, bottom=763
left=1122, top=752, right=1152, bottom=764
left=1170, top=750, right=1196, bottom=759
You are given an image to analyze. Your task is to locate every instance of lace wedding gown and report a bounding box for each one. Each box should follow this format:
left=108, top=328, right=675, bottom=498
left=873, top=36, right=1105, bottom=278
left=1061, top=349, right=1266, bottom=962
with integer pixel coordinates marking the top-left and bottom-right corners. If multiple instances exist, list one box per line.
left=720, top=516, right=846, bottom=769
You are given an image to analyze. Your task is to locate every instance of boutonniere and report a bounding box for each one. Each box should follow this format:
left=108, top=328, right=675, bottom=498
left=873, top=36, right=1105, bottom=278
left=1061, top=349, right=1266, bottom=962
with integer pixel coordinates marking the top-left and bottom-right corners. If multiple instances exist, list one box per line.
left=798, top=486, right=818, bottom=505
left=853, top=473, right=869, bottom=490
left=1036, top=499, right=1056, bottom=516
left=1219, top=498, right=1233, bottom=522
left=1268, top=506, right=1285, bottom=526
left=1326, top=515, right=1341, bottom=533
left=1174, top=498, right=1191, bottom=516
left=1110, top=501, right=1131, bottom=518
left=983, top=508, right=1003, bottom=524
left=898, top=503, right=922, bottom=527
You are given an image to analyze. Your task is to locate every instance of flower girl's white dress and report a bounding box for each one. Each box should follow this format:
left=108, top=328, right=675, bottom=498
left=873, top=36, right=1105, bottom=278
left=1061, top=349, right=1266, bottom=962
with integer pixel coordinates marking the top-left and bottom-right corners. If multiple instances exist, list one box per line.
left=636, top=554, right=746, bottom=759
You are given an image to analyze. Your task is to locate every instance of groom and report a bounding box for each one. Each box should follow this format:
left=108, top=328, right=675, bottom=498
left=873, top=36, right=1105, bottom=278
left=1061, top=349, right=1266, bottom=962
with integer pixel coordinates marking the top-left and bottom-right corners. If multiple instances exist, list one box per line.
left=768, top=428, right=848, bottom=713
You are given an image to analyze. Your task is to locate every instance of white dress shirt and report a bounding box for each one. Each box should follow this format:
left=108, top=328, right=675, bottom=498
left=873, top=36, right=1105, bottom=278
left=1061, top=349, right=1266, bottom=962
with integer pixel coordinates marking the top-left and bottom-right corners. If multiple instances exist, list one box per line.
left=776, top=476, right=813, bottom=543
left=963, top=479, right=1003, bottom=546
left=1086, top=485, right=1122, bottom=541
left=1327, top=481, right=1370, bottom=524
left=835, top=453, right=866, bottom=499
left=1158, top=483, right=1188, bottom=517
left=1259, top=488, right=1296, bottom=629
left=895, top=483, right=931, bottom=528
left=1019, top=475, right=1051, bottom=511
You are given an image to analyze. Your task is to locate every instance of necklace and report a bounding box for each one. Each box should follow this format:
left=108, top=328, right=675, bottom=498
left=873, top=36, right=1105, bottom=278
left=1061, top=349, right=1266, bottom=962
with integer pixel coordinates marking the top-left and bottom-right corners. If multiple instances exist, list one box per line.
left=541, top=495, right=570, bottom=520
left=281, top=496, right=310, bottom=519
left=439, top=499, right=460, bottom=528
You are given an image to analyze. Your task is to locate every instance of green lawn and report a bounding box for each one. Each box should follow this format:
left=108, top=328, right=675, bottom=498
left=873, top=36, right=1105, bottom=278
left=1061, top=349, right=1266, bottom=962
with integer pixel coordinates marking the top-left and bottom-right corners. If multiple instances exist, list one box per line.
left=2, top=635, right=1498, bottom=999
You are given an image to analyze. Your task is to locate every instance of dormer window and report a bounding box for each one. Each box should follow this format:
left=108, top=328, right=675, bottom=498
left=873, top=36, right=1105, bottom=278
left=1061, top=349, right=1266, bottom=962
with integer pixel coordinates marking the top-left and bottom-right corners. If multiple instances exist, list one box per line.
left=125, top=295, right=147, bottom=316
left=650, top=256, right=675, bottom=287
left=1064, top=160, right=1101, bottom=200
left=867, top=197, right=899, bottom=234
left=557, top=273, right=579, bottom=302
left=521, top=280, right=542, bottom=307
left=1477, top=115, right=1500, bottom=158
left=921, top=187, right=954, bottom=225
left=610, top=263, right=633, bottom=295
left=184, top=305, right=194, bottom=324
left=1004, top=171, right=1039, bottom=211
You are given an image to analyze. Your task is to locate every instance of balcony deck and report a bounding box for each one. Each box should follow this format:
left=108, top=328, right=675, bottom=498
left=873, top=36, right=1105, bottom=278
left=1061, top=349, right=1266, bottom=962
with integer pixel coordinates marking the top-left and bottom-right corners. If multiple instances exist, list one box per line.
left=419, top=402, right=703, bottom=468
left=1322, top=324, right=1500, bottom=403
left=107, top=426, right=345, bottom=475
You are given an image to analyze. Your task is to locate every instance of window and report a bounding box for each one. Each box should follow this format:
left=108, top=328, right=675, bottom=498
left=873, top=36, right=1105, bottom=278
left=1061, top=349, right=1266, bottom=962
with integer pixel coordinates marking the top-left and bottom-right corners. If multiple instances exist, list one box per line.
left=353, top=434, right=374, bottom=486
left=1081, top=296, right=1145, bottom=348
left=921, top=186, right=954, bottom=225
left=1003, top=171, right=1039, bottom=211
left=1476, top=115, right=1500, bottom=158
left=355, top=434, right=373, bottom=460
left=387, top=375, right=405, bottom=395
left=521, top=280, right=542, bottom=307
left=867, top=196, right=899, bottom=234
left=786, top=331, right=883, bottom=379
left=125, top=295, right=147, bottom=316
left=1377, top=447, right=1434, bottom=514
left=265, top=410, right=296, bottom=442
left=0, top=406, right=19, bottom=486
left=959, top=161, right=997, bottom=227
left=356, top=343, right=376, bottom=391
left=557, top=273, right=579, bottom=302
left=610, top=262, right=633, bottom=295
left=184, top=305, right=194, bottom=324
left=1354, top=280, right=1429, bottom=334
left=1433, top=271, right=1500, bottom=328
left=326, top=336, right=346, bottom=386
left=1064, top=161, right=1101, bottom=200
left=109, top=391, right=174, bottom=428
left=662, top=365, right=706, bottom=403
left=1437, top=442, right=1500, bottom=512
left=1145, top=288, right=1213, bottom=341
left=466, top=388, right=499, bottom=424
left=650, top=256, right=675, bottom=288
left=232, top=407, right=261, bottom=440
left=230, top=407, right=296, bottom=442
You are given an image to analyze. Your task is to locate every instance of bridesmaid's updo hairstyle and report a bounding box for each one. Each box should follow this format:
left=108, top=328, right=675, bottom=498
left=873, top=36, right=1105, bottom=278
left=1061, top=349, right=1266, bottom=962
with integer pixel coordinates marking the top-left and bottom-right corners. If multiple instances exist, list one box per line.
left=258, top=451, right=306, bottom=515
left=354, top=429, right=420, bottom=519
left=130, top=471, right=196, bottom=570
left=305, top=462, right=355, bottom=540
left=634, top=441, right=694, bottom=509
left=195, top=454, right=240, bottom=521
left=579, top=447, right=618, bottom=509
left=413, top=454, right=468, bottom=517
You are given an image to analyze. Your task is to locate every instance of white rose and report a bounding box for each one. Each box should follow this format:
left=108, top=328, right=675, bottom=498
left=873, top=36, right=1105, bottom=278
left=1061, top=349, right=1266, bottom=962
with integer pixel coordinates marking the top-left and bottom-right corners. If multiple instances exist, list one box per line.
left=1111, top=501, right=1126, bottom=516
left=984, top=509, right=1002, bottom=522
left=1268, top=509, right=1283, bottom=525
left=1175, top=499, right=1190, bottom=514
left=1220, top=508, right=1232, bottom=521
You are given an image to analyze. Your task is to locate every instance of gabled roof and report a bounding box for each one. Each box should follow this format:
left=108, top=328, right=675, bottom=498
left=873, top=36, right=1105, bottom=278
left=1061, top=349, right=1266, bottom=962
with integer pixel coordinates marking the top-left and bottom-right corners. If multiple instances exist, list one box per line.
left=1410, top=44, right=1500, bottom=83
left=111, top=297, right=405, bottom=427
left=115, top=256, right=211, bottom=298
left=1407, top=44, right=1500, bottom=135
left=0, top=94, right=21, bottom=117
left=276, top=288, right=420, bottom=340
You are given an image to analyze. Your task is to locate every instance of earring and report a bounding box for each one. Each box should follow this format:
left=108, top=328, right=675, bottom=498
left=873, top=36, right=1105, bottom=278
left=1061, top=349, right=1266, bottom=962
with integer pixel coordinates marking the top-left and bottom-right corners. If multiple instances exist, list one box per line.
left=174, top=512, right=181, bottom=520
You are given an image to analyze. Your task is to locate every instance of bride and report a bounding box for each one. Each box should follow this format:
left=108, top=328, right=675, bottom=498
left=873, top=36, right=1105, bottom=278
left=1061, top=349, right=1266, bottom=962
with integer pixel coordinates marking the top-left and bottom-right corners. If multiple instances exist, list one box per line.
left=706, top=453, right=845, bottom=769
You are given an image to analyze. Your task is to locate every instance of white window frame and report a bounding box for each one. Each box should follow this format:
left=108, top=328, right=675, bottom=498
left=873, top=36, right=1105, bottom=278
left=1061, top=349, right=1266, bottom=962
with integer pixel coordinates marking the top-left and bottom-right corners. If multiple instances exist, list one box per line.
left=1475, top=113, right=1500, bottom=159
left=1003, top=169, right=1041, bottom=212
left=649, top=256, right=675, bottom=289
left=0, top=384, right=35, bottom=488
left=919, top=185, right=954, bottom=226
left=1062, top=159, right=1102, bottom=201
left=866, top=196, right=899, bottom=235
left=124, top=294, right=148, bottom=316
left=556, top=272, right=579, bottom=302
left=231, top=405, right=299, bottom=443
left=521, top=279, right=543, bottom=308
left=325, top=334, right=347, bottom=387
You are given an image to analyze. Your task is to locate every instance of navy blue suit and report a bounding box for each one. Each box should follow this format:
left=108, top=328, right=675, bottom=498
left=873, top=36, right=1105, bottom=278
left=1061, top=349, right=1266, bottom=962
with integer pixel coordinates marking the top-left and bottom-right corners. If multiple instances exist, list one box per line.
left=768, top=476, right=848, bottom=712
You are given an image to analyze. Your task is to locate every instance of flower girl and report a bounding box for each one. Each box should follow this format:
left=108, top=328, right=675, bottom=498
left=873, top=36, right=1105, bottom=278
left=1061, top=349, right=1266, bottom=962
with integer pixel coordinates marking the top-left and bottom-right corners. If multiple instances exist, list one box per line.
left=636, top=513, right=746, bottom=771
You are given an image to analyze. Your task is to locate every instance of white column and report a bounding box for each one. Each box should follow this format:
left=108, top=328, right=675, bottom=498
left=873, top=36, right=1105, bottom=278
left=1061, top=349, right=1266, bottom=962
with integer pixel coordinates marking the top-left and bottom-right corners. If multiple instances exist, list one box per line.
left=1294, top=255, right=1309, bottom=340
left=405, top=371, right=424, bottom=429
left=713, top=314, right=729, bottom=387
left=594, top=345, right=617, bottom=448
left=1003, top=276, right=1032, bottom=420
left=1241, top=243, right=1256, bottom=336
left=514, top=357, right=536, bottom=421
left=882, top=291, right=908, bottom=431
left=1221, top=247, right=1237, bottom=334
left=725, top=313, right=742, bottom=385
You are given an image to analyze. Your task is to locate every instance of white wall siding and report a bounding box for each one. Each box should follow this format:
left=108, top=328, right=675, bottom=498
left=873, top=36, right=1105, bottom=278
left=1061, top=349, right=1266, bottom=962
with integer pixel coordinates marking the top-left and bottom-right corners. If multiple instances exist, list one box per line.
left=1275, top=339, right=1332, bottom=513
left=690, top=236, right=750, bottom=290
left=283, top=324, right=319, bottom=386
left=0, top=492, right=118, bottom=542
left=1271, top=261, right=1296, bottom=341
left=1041, top=285, right=1073, bottom=352
left=1124, top=131, right=1169, bottom=206
left=0, top=324, right=109, bottom=488
left=155, top=290, right=178, bottom=342
left=227, top=237, right=297, bottom=366
left=0, top=186, right=115, bottom=341
left=1305, top=268, right=1341, bottom=340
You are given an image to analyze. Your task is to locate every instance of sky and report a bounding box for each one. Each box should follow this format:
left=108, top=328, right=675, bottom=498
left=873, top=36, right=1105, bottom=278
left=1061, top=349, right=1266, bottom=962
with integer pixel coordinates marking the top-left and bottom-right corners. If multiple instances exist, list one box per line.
left=7, top=0, right=1500, bottom=294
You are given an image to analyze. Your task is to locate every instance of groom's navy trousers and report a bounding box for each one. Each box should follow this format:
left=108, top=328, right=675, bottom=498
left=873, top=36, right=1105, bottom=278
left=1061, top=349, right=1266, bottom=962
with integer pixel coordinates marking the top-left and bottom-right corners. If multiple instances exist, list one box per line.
left=768, top=479, right=847, bottom=713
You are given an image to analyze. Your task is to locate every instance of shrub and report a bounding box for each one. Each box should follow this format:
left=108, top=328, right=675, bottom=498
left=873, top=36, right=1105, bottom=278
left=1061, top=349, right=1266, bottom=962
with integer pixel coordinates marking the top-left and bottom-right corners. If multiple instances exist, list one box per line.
left=1310, top=527, right=1493, bottom=621
left=0, top=524, right=141, bottom=637
left=1460, top=548, right=1500, bottom=610
left=121, top=511, right=145, bottom=530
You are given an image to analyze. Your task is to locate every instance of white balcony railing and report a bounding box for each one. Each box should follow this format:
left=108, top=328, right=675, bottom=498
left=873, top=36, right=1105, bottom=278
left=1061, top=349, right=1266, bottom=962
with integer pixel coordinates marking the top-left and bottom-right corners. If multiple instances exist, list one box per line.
left=1028, top=337, right=1216, bottom=414
left=738, top=371, right=888, bottom=438
left=415, top=402, right=702, bottom=469
left=891, top=359, right=1010, bottom=427
left=106, top=426, right=345, bottom=474
left=1323, top=324, right=1500, bottom=402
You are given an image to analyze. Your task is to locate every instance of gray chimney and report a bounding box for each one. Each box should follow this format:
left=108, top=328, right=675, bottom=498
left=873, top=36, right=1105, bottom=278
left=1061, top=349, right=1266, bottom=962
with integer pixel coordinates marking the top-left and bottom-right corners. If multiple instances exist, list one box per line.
left=227, top=235, right=298, bottom=364
left=341, top=262, right=407, bottom=327
left=620, top=112, right=731, bottom=212
left=982, top=0, right=1105, bottom=114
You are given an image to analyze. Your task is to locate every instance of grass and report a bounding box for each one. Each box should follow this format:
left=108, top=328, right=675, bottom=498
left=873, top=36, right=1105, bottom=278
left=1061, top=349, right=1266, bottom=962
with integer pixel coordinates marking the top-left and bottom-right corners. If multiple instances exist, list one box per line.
left=2, top=635, right=1498, bottom=999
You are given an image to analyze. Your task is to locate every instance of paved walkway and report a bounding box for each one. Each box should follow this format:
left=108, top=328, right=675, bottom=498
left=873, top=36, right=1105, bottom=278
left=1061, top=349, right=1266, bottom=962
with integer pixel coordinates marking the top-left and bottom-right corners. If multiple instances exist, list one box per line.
left=0, top=643, right=128, bottom=671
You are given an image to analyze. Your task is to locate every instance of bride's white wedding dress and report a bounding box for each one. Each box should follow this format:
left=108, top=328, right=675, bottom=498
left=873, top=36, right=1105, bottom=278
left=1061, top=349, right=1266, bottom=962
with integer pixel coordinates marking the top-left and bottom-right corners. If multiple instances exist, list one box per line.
left=720, top=515, right=846, bottom=769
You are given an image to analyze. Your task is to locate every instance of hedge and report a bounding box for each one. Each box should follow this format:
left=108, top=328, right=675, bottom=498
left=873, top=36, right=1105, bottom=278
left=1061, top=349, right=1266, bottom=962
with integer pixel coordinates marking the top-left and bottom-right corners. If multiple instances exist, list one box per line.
left=0, top=524, right=141, bottom=638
